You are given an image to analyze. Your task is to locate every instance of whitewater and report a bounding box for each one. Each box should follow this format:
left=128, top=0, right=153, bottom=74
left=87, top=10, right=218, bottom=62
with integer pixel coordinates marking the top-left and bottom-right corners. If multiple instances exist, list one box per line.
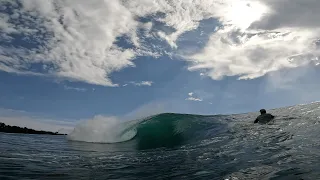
left=1, top=102, right=320, bottom=180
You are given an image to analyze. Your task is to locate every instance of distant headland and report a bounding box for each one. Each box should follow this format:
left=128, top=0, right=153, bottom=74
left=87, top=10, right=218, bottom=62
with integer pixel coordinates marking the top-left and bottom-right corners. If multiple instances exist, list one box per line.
left=0, top=122, right=67, bottom=135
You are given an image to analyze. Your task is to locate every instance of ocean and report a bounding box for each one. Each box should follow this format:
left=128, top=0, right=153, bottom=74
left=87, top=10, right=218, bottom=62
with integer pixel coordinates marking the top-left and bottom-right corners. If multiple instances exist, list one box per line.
left=1, top=102, right=320, bottom=180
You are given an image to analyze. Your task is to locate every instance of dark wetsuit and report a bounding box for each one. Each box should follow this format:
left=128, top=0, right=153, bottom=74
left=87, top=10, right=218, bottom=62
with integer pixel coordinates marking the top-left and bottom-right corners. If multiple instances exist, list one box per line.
left=254, top=113, right=275, bottom=124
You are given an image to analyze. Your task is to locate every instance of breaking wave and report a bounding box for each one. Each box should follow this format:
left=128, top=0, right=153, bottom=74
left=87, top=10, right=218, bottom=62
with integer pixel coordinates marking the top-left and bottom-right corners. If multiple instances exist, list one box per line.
left=67, top=113, right=228, bottom=149
left=67, top=101, right=320, bottom=153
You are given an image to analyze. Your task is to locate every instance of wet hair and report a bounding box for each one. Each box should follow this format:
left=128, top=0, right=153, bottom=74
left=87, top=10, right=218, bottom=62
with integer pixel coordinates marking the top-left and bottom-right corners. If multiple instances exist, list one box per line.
left=260, top=109, right=266, bottom=114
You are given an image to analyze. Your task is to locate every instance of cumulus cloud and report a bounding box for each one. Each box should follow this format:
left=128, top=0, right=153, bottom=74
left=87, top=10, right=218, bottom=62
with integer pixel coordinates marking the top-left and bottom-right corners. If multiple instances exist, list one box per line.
left=64, top=85, right=87, bottom=92
left=0, top=0, right=142, bottom=86
left=130, top=81, right=153, bottom=86
left=189, top=27, right=319, bottom=80
left=0, top=0, right=263, bottom=85
left=186, top=97, right=203, bottom=102
left=188, top=0, right=320, bottom=80
left=1, top=0, right=319, bottom=86
left=186, top=92, right=203, bottom=102
left=250, top=0, right=320, bottom=30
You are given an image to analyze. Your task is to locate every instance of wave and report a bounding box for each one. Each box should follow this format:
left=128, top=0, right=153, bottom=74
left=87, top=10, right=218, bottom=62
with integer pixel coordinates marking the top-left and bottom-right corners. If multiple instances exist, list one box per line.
left=67, top=115, right=139, bottom=143
left=67, top=113, right=227, bottom=149
left=67, top=101, right=320, bottom=150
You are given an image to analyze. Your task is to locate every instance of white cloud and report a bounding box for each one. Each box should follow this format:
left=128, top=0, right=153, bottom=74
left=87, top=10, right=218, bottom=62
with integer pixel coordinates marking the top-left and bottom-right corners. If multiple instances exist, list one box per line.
left=188, top=0, right=320, bottom=80
left=186, top=97, right=203, bottom=102
left=130, top=81, right=153, bottom=86
left=0, top=0, right=145, bottom=86
left=186, top=92, right=203, bottom=102
left=250, top=0, right=320, bottom=30
left=189, top=27, right=319, bottom=80
left=125, top=0, right=229, bottom=48
left=64, top=85, right=87, bottom=92
left=1, top=0, right=319, bottom=86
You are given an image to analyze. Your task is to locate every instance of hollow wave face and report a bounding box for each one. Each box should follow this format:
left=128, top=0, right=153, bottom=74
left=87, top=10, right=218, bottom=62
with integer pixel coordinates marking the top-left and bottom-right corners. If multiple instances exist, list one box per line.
left=133, top=113, right=225, bottom=149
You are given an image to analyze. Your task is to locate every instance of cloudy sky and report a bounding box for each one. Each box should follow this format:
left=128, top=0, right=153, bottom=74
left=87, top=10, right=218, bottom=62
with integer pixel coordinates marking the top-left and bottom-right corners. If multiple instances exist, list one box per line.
left=1, top=0, right=320, bottom=132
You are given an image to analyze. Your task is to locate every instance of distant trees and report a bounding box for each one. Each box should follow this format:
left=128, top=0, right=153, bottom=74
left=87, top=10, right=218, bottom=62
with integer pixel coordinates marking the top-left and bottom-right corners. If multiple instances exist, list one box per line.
left=0, top=122, right=66, bottom=135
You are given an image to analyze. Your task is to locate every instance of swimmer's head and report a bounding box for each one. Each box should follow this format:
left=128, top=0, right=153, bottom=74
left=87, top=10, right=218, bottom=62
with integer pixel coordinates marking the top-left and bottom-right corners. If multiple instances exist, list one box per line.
left=260, top=109, right=266, bottom=114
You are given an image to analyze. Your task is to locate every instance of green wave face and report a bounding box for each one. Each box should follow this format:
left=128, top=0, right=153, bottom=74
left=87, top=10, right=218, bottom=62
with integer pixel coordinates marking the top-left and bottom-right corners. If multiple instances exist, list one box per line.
left=132, top=113, right=224, bottom=150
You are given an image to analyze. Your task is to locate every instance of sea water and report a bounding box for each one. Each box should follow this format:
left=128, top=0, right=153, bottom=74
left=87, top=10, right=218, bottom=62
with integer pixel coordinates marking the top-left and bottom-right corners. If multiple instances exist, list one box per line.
left=1, top=102, right=320, bottom=180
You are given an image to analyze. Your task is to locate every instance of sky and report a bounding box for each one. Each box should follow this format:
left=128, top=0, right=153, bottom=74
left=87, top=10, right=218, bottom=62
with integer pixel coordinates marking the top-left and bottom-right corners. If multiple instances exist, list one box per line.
left=0, top=0, right=320, bottom=132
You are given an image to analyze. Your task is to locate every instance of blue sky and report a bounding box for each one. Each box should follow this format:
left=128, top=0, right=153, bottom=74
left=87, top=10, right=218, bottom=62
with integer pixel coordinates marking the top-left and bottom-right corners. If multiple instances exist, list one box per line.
left=1, top=0, right=320, bottom=131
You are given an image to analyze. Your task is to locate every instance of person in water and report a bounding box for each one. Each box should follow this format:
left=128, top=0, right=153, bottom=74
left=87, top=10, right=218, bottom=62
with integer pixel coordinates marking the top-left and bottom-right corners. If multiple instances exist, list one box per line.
left=254, top=109, right=275, bottom=124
